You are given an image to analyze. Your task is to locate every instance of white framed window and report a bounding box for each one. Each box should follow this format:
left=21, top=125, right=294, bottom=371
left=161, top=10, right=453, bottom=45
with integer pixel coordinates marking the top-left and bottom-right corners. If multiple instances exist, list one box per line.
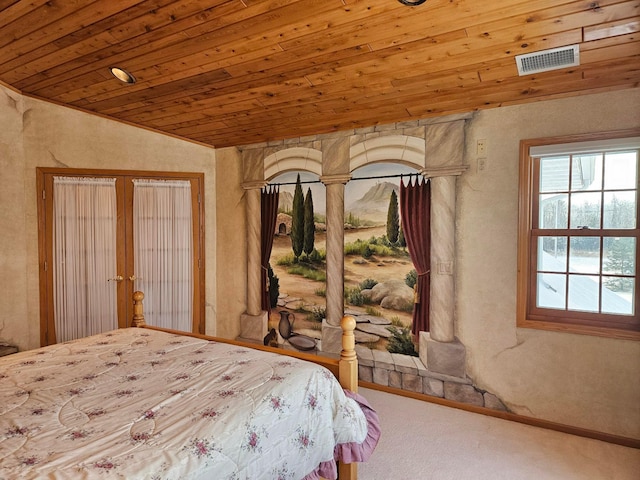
left=517, top=130, right=640, bottom=339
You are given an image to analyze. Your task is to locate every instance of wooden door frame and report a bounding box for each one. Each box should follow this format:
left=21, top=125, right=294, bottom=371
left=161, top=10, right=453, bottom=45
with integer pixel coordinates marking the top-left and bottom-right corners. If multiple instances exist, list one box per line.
left=36, top=167, right=205, bottom=345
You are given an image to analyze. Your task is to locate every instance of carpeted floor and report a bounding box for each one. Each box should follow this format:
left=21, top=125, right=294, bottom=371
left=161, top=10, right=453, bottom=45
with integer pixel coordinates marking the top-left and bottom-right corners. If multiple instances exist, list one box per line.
left=357, top=387, right=640, bottom=480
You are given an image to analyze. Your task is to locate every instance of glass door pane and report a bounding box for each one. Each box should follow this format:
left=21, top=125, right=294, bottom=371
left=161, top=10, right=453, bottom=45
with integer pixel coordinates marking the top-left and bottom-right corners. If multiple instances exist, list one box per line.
left=52, top=176, right=119, bottom=342
left=132, top=179, right=193, bottom=331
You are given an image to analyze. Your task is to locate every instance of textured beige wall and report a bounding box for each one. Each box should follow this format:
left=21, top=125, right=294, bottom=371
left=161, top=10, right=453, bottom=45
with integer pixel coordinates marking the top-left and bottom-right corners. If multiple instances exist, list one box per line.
left=458, top=88, right=640, bottom=439
left=0, top=86, right=219, bottom=349
left=0, top=87, right=30, bottom=350
left=213, top=146, right=247, bottom=340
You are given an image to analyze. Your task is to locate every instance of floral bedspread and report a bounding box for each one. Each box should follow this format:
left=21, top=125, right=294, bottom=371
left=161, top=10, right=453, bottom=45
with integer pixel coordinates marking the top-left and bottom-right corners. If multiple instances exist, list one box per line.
left=0, top=328, right=369, bottom=479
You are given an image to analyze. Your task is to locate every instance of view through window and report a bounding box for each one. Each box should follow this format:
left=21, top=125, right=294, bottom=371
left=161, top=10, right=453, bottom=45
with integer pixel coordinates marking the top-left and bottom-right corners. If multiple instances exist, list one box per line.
left=519, top=134, right=639, bottom=336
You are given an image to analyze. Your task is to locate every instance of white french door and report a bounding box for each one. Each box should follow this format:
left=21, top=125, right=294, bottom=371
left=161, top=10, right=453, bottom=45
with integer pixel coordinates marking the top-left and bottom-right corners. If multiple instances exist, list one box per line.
left=52, top=176, right=119, bottom=341
left=37, top=169, right=204, bottom=346
left=132, top=179, right=193, bottom=332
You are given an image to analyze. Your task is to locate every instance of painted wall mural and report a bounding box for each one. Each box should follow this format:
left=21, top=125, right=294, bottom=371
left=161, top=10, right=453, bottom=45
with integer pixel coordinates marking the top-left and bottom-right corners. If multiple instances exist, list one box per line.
left=268, top=163, right=419, bottom=353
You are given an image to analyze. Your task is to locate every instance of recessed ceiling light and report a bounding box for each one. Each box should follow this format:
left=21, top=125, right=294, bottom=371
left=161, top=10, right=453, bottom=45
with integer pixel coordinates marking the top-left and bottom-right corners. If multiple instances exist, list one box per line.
left=109, top=67, right=136, bottom=84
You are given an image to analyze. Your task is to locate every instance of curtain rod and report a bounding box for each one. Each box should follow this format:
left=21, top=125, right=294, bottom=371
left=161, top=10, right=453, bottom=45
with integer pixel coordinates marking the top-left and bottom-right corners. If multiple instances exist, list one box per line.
left=267, top=172, right=421, bottom=187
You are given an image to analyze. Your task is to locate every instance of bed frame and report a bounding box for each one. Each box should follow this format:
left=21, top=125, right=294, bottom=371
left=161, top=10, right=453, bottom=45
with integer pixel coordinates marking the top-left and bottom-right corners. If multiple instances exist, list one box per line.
left=131, top=290, right=360, bottom=480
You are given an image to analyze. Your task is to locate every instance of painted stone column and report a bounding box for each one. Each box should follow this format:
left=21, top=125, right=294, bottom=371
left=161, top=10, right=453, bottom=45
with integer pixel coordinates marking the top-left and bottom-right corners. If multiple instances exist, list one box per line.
left=421, top=165, right=467, bottom=376
left=320, top=173, right=351, bottom=353
left=419, top=119, right=469, bottom=377
left=239, top=180, right=268, bottom=341
left=426, top=171, right=459, bottom=342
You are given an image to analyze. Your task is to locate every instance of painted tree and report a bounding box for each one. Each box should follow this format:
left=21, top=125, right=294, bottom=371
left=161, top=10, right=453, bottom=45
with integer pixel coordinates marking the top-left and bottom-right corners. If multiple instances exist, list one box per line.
left=303, top=187, right=315, bottom=257
left=290, top=174, right=304, bottom=260
left=386, top=189, right=400, bottom=244
left=398, top=225, right=406, bottom=247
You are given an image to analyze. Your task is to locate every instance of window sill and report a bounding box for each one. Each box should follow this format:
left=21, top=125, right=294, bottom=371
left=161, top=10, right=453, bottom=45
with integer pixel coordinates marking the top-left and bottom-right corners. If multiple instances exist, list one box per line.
left=517, top=318, right=640, bottom=341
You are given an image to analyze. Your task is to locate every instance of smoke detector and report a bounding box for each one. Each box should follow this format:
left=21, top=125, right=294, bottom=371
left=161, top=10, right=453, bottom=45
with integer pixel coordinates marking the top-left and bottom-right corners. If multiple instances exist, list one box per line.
left=515, top=45, right=580, bottom=76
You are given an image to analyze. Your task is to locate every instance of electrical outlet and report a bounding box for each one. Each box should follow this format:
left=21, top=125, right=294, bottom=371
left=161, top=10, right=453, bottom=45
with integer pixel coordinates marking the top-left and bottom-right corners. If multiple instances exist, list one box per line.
left=478, top=157, right=486, bottom=171
left=477, top=139, right=487, bottom=156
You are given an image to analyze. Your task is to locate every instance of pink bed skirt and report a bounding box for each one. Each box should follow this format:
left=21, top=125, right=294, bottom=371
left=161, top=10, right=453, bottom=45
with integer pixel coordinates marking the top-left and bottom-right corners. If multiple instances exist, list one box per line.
left=303, top=390, right=381, bottom=480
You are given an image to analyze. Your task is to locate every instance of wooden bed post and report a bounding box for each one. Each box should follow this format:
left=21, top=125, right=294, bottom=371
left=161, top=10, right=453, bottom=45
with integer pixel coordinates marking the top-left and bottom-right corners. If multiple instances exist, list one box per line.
left=338, top=314, right=358, bottom=480
left=339, top=314, right=358, bottom=395
left=132, top=291, right=146, bottom=327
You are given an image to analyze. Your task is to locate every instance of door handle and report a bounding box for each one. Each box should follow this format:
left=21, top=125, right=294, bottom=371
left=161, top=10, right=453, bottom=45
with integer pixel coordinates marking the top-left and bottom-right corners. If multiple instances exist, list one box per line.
left=108, top=275, right=124, bottom=282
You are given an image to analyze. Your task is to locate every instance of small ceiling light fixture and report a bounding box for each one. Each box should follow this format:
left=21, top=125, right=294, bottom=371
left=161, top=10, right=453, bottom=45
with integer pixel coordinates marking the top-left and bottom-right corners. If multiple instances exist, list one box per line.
left=398, top=0, right=427, bottom=5
left=109, top=66, right=136, bottom=84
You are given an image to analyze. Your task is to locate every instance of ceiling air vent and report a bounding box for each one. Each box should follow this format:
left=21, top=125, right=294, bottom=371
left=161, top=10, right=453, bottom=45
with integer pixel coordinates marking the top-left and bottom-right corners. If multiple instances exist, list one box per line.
left=515, top=45, right=580, bottom=76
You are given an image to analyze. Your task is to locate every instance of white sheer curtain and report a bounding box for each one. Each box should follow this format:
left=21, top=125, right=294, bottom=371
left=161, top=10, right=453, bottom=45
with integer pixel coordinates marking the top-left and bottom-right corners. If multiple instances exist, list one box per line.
left=53, top=176, right=118, bottom=343
left=133, top=179, right=193, bottom=331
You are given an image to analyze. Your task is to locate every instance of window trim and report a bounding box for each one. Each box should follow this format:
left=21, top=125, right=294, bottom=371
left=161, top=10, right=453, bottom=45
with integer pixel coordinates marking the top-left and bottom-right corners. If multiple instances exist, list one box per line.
left=517, top=129, right=640, bottom=340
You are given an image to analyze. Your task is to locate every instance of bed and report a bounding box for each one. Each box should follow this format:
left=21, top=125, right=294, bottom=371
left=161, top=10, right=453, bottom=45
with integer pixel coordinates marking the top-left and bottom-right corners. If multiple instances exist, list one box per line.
left=0, top=292, right=379, bottom=480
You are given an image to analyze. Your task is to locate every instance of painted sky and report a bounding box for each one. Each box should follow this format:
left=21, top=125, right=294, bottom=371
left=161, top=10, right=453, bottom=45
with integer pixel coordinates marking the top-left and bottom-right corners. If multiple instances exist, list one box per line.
left=271, top=163, right=419, bottom=215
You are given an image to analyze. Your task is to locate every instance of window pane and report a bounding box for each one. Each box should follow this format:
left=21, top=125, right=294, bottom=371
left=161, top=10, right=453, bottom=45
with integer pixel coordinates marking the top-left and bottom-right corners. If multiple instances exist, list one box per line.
left=604, top=151, right=638, bottom=190
left=568, top=274, right=600, bottom=312
left=602, top=276, right=635, bottom=314
left=540, top=156, right=569, bottom=193
left=569, top=236, right=600, bottom=274
left=603, top=191, right=637, bottom=229
left=572, top=154, right=602, bottom=191
left=539, top=194, right=568, bottom=229
left=537, top=273, right=566, bottom=309
left=603, top=237, right=636, bottom=275
left=538, top=237, right=567, bottom=272
left=602, top=280, right=634, bottom=315
left=570, top=192, right=601, bottom=229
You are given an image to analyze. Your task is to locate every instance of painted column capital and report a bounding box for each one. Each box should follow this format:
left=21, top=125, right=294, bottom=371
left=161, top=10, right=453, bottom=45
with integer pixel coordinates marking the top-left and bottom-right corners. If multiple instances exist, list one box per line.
left=420, top=165, right=469, bottom=178
left=241, top=180, right=268, bottom=190
left=320, top=173, right=352, bottom=186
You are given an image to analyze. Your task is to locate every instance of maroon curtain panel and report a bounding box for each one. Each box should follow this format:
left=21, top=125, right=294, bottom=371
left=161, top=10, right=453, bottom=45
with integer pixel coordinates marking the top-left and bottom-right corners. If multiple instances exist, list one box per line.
left=261, top=185, right=279, bottom=313
left=400, top=177, right=431, bottom=335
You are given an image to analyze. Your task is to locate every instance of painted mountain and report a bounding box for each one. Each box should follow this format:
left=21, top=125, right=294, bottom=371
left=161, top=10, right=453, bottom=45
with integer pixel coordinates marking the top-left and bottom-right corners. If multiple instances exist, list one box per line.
left=277, top=191, right=294, bottom=212
left=346, top=181, right=399, bottom=225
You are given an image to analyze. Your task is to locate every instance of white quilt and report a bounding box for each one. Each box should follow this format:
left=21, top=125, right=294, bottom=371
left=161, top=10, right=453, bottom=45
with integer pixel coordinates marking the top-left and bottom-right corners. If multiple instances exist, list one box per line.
left=0, top=328, right=368, bottom=479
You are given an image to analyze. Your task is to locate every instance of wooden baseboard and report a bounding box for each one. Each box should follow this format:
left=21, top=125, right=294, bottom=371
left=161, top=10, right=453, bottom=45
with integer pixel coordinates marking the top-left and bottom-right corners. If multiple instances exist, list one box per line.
left=359, top=381, right=640, bottom=450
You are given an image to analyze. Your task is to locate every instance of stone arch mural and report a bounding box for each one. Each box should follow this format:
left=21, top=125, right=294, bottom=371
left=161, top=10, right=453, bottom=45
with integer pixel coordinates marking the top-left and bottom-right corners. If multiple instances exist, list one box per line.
left=247, top=124, right=466, bottom=349
left=264, top=146, right=322, bottom=181
left=349, top=135, right=426, bottom=174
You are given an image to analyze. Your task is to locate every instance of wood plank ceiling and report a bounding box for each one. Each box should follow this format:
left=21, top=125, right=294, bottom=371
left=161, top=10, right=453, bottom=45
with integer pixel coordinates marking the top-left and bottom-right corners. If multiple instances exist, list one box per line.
left=0, top=0, right=638, bottom=148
